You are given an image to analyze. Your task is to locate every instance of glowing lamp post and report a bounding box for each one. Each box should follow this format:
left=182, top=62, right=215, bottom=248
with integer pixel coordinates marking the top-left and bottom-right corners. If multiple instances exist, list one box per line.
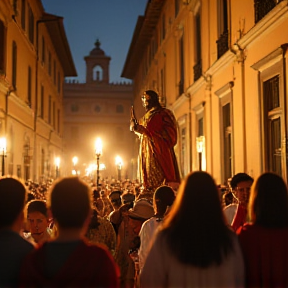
left=72, top=156, right=78, bottom=175
left=115, top=156, right=123, bottom=181
left=55, top=157, right=60, bottom=178
left=0, top=137, right=6, bottom=176
left=95, top=138, right=102, bottom=187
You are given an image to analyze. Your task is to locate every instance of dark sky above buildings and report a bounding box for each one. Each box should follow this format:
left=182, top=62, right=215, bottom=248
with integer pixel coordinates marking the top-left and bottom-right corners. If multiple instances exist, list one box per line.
left=41, top=0, right=147, bottom=83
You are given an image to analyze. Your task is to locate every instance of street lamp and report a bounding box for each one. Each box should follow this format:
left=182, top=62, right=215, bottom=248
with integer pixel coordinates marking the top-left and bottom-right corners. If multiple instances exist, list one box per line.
left=0, top=137, right=6, bottom=176
left=55, top=157, right=60, bottom=178
left=95, top=138, right=102, bottom=187
left=72, top=156, right=78, bottom=175
left=115, top=155, right=123, bottom=181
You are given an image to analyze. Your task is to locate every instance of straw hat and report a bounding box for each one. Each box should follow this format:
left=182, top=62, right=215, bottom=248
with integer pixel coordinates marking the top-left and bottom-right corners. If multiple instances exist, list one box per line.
left=128, top=199, right=154, bottom=220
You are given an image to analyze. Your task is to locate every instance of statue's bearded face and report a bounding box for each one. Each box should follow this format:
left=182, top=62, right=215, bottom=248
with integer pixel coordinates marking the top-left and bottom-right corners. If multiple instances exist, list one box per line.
left=141, top=92, right=151, bottom=110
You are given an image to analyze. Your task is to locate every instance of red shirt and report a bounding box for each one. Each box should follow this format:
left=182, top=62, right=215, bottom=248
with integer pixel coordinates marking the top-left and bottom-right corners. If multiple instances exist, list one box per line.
left=237, top=223, right=288, bottom=288
left=20, top=239, right=119, bottom=287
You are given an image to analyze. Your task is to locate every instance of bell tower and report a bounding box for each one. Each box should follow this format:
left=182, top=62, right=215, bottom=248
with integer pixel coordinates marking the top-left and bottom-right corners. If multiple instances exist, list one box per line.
left=84, top=39, right=111, bottom=84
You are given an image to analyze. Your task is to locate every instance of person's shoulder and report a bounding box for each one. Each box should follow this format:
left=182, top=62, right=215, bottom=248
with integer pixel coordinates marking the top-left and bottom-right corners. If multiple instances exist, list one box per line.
left=237, top=222, right=254, bottom=236
left=223, top=203, right=237, bottom=212
left=5, top=230, right=35, bottom=251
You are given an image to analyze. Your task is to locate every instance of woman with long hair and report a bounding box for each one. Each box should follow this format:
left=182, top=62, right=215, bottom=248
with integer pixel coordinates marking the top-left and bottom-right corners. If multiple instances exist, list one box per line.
left=140, top=171, right=244, bottom=288
left=237, top=172, right=288, bottom=287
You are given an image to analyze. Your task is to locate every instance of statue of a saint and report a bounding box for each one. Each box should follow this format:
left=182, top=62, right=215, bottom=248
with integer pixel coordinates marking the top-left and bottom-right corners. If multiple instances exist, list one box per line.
left=130, top=90, right=180, bottom=190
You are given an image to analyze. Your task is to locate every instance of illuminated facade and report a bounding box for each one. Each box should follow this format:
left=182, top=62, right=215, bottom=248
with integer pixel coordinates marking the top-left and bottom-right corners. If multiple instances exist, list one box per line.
left=123, top=0, right=288, bottom=184
left=0, top=0, right=76, bottom=181
left=63, top=40, right=134, bottom=180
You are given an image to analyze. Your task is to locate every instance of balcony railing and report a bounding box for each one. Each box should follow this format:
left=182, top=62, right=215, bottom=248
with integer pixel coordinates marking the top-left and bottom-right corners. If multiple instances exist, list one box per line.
left=193, top=60, right=202, bottom=82
left=216, top=30, right=229, bottom=59
left=254, top=0, right=283, bottom=23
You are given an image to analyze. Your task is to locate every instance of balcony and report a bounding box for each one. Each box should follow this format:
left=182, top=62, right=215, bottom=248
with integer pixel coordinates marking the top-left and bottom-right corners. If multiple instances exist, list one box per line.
left=254, top=0, right=283, bottom=23
left=216, top=30, right=229, bottom=59
left=193, top=60, right=202, bottom=82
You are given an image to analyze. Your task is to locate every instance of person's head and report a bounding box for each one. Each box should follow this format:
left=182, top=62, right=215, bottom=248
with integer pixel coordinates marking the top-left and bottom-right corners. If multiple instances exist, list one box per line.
left=128, top=199, right=154, bottom=221
left=141, top=90, right=161, bottom=111
left=162, top=171, right=233, bottom=267
left=153, top=185, right=175, bottom=217
left=248, top=172, right=288, bottom=227
left=26, top=200, right=50, bottom=243
left=230, top=173, right=253, bottom=206
left=109, top=190, right=122, bottom=209
left=47, top=177, right=92, bottom=229
left=0, top=177, right=27, bottom=229
left=93, top=189, right=101, bottom=200
left=121, top=192, right=135, bottom=208
left=165, top=171, right=224, bottom=228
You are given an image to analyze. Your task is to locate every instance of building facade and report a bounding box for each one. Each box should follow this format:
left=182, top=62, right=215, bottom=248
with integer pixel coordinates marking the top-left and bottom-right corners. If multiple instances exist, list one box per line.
left=122, top=0, right=288, bottom=185
left=63, top=40, right=135, bottom=181
left=0, top=0, right=76, bottom=181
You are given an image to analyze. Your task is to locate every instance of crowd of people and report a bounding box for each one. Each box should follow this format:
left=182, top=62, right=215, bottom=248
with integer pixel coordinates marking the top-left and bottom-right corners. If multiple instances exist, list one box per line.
left=0, top=169, right=288, bottom=287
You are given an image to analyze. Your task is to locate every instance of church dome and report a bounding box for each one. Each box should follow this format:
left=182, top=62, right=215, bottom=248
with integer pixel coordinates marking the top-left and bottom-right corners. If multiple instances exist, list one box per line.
left=89, top=39, right=105, bottom=56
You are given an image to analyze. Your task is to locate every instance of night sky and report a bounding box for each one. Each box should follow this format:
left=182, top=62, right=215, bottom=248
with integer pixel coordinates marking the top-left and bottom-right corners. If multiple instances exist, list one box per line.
left=41, top=0, right=147, bottom=83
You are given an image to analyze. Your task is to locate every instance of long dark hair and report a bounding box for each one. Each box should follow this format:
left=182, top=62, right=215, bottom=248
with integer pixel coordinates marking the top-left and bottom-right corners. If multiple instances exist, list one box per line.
left=248, top=172, right=288, bottom=228
left=161, top=171, right=234, bottom=267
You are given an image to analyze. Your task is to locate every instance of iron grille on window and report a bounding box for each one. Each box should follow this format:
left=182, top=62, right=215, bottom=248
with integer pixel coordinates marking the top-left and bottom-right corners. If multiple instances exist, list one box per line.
left=216, top=30, right=229, bottom=59
left=254, top=0, right=283, bottom=23
left=178, top=80, right=184, bottom=96
left=193, top=60, right=202, bottom=82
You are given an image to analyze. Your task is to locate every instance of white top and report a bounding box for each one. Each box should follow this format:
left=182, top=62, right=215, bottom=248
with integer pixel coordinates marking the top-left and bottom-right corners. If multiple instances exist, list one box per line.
left=140, top=232, right=245, bottom=288
left=138, top=217, right=163, bottom=271
left=223, top=203, right=238, bottom=225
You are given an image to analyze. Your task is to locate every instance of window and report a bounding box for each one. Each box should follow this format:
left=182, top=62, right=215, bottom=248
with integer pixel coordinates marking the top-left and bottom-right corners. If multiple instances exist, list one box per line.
left=222, top=103, right=232, bottom=180
left=41, top=36, right=45, bottom=64
left=161, top=13, right=166, bottom=42
left=53, top=102, right=56, bottom=129
left=215, top=81, right=234, bottom=183
left=175, top=0, right=180, bottom=17
left=28, top=4, right=34, bottom=44
left=116, top=104, right=124, bottom=113
left=12, top=41, right=17, bottom=89
left=264, top=76, right=282, bottom=175
left=41, top=149, right=45, bottom=175
left=254, top=0, right=281, bottom=23
left=27, top=66, right=32, bottom=106
left=216, top=0, right=228, bottom=59
left=40, top=85, right=44, bottom=118
left=251, top=45, right=287, bottom=179
left=53, top=60, right=56, bottom=84
left=21, top=0, right=26, bottom=30
left=57, top=109, right=60, bottom=133
left=48, top=51, right=51, bottom=75
left=178, top=114, right=189, bottom=177
left=160, top=68, right=166, bottom=106
left=57, top=71, right=61, bottom=93
left=193, top=10, right=202, bottom=81
left=93, top=65, right=103, bottom=81
left=48, top=95, right=51, bottom=124
left=179, top=34, right=185, bottom=95
left=194, top=103, right=205, bottom=172
left=0, top=21, right=6, bottom=73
